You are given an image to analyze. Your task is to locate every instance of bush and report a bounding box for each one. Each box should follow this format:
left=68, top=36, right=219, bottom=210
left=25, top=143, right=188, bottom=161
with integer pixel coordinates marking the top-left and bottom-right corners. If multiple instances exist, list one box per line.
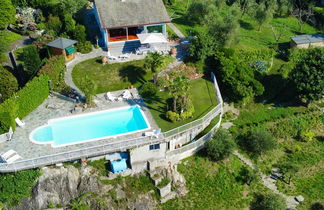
left=250, top=193, right=285, bottom=210
left=0, top=66, right=18, bottom=100
left=0, top=169, right=41, bottom=206
left=240, top=127, right=276, bottom=156
left=38, top=55, right=66, bottom=92
left=20, top=45, right=42, bottom=79
left=77, top=41, right=92, bottom=54
left=237, top=167, right=256, bottom=185
left=205, top=128, right=235, bottom=161
left=166, top=111, right=180, bottom=123
left=0, top=74, right=50, bottom=132
left=139, top=82, right=158, bottom=97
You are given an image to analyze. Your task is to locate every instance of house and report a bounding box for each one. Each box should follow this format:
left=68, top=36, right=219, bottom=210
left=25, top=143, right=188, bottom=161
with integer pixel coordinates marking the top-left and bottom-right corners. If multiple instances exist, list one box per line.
left=93, top=0, right=171, bottom=53
left=46, top=38, right=77, bottom=61
left=290, top=34, right=324, bottom=48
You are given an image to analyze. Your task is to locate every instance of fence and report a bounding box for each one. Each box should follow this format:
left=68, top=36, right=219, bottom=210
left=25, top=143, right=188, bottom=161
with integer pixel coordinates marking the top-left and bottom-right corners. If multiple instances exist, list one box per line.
left=0, top=73, right=223, bottom=172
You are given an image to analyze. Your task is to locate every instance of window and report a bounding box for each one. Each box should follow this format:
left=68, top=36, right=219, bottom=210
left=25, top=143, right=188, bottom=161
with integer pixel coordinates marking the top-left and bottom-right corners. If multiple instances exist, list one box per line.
left=149, top=144, right=160, bottom=150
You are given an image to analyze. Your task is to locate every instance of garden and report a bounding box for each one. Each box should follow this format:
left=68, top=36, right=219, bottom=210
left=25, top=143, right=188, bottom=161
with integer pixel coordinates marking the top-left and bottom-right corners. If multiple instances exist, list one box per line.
left=72, top=53, right=218, bottom=131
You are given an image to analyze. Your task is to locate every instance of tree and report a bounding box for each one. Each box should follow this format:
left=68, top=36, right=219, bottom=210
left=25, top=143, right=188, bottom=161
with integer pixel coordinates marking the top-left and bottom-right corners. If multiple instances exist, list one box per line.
left=217, top=52, right=264, bottom=103
left=291, top=0, right=314, bottom=32
left=277, top=162, right=298, bottom=184
left=73, top=24, right=87, bottom=43
left=188, top=31, right=217, bottom=61
left=144, top=52, right=165, bottom=85
left=270, top=24, right=287, bottom=48
left=290, top=48, right=324, bottom=103
left=205, top=128, right=235, bottom=161
left=58, top=0, right=87, bottom=16
left=46, top=15, right=62, bottom=35
left=251, top=193, right=286, bottom=210
left=237, top=167, right=257, bottom=185
left=241, top=127, right=276, bottom=156
left=167, top=72, right=190, bottom=113
left=64, top=14, right=76, bottom=35
left=209, top=8, right=240, bottom=48
left=186, top=0, right=217, bottom=25
left=81, top=76, right=96, bottom=105
left=21, top=45, right=42, bottom=80
left=236, top=0, right=255, bottom=17
left=276, top=0, right=292, bottom=17
left=0, top=66, right=18, bottom=100
left=0, top=0, right=16, bottom=29
left=254, top=3, right=273, bottom=31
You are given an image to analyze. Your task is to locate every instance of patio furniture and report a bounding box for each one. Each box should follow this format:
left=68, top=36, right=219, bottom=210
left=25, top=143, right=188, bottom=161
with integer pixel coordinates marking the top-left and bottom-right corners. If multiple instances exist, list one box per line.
left=0, top=149, right=16, bottom=161
left=7, top=127, right=13, bottom=141
left=122, top=90, right=132, bottom=100
left=145, top=128, right=161, bottom=138
left=107, top=51, right=118, bottom=60
left=136, top=46, right=151, bottom=55
left=15, top=117, right=25, bottom=128
left=6, top=154, right=22, bottom=164
left=105, top=92, right=117, bottom=101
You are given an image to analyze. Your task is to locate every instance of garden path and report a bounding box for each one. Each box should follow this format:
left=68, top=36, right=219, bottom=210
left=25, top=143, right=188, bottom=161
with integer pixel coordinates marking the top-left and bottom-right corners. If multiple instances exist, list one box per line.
left=167, top=23, right=185, bottom=38
left=221, top=103, right=300, bottom=209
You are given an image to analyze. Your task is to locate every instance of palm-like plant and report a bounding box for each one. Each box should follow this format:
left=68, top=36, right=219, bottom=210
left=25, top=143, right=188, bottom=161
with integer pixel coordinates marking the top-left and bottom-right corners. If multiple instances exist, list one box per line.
left=144, top=52, right=165, bottom=85
left=167, top=73, right=190, bottom=112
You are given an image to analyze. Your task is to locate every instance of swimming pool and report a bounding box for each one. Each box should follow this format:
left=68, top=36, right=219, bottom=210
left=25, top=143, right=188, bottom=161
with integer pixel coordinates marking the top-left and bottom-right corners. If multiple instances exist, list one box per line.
left=30, top=106, right=150, bottom=147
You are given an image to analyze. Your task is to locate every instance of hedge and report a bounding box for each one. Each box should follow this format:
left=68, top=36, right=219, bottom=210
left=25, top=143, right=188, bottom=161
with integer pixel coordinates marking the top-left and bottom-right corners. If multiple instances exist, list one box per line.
left=0, top=74, right=50, bottom=133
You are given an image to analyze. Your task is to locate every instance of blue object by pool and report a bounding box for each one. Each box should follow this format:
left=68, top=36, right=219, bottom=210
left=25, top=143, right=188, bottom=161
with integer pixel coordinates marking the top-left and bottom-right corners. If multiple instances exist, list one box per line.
left=110, top=159, right=127, bottom=173
left=30, top=106, right=150, bottom=147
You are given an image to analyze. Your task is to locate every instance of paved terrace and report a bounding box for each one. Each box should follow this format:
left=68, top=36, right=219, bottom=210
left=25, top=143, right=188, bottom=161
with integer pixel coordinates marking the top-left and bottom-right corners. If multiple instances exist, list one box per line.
left=0, top=89, right=159, bottom=171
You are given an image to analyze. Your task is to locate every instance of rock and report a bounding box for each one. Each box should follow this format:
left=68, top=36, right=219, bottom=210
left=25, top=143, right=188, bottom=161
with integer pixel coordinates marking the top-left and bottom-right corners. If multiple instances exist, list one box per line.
left=116, top=185, right=126, bottom=199
left=295, top=195, right=304, bottom=203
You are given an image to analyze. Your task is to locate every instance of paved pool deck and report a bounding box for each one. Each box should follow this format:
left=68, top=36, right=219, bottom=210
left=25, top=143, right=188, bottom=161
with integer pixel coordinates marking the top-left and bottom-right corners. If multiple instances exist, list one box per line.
left=0, top=89, right=159, bottom=161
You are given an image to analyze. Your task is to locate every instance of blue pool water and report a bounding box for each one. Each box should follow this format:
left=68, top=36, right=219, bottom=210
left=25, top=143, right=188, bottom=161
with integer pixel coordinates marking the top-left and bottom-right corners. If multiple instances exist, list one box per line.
left=30, top=106, right=150, bottom=147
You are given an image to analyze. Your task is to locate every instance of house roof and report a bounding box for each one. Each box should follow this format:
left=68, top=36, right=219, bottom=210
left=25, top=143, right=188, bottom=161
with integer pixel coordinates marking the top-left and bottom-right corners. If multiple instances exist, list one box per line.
left=291, top=34, right=324, bottom=45
left=46, top=38, right=77, bottom=49
left=94, top=0, right=171, bottom=29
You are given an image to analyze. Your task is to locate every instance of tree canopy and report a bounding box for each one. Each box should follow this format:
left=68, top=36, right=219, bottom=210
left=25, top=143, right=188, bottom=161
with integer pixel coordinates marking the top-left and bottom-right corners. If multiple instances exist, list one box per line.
left=21, top=45, right=42, bottom=80
left=290, top=48, right=324, bottom=103
left=0, top=66, right=18, bottom=100
left=251, top=193, right=286, bottom=210
left=0, top=0, right=16, bottom=29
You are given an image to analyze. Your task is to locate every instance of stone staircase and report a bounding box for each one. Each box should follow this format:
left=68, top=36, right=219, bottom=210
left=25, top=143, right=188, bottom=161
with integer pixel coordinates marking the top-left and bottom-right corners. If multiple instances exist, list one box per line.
left=108, top=40, right=141, bottom=55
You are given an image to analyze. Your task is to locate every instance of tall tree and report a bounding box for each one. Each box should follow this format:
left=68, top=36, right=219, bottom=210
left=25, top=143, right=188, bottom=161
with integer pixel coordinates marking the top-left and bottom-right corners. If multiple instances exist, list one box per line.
left=254, top=2, right=273, bottom=31
left=21, top=45, right=42, bottom=79
left=236, top=0, right=254, bottom=17
left=290, top=48, right=324, bottom=103
left=167, top=72, right=190, bottom=113
left=291, top=0, right=314, bottom=32
left=0, top=0, right=16, bottom=29
left=0, top=66, right=18, bottom=100
left=144, top=52, right=165, bottom=85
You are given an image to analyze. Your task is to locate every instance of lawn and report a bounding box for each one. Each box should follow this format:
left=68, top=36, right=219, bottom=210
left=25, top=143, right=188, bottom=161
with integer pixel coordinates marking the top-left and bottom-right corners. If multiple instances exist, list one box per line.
left=144, top=77, right=218, bottom=131
left=0, top=31, right=21, bottom=62
left=73, top=56, right=174, bottom=94
left=166, top=1, right=318, bottom=50
left=160, top=155, right=269, bottom=209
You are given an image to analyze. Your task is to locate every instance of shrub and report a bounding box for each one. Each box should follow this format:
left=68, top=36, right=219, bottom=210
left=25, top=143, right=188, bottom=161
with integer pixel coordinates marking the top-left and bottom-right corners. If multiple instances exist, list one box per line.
left=205, top=128, right=235, bottom=161
left=157, top=177, right=170, bottom=188
left=46, top=15, right=62, bottom=35
left=139, top=82, right=158, bottom=97
left=38, top=55, right=66, bottom=92
left=80, top=76, right=96, bottom=105
left=166, top=111, right=180, bottom=123
left=20, top=45, right=42, bottom=79
left=0, top=169, right=41, bottom=206
left=0, top=74, right=50, bottom=132
left=0, top=66, right=18, bottom=100
left=300, top=130, right=315, bottom=142
left=237, top=167, right=256, bottom=185
left=240, top=127, right=276, bottom=156
left=77, top=41, right=92, bottom=54
left=250, top=193, right=285, bottom=210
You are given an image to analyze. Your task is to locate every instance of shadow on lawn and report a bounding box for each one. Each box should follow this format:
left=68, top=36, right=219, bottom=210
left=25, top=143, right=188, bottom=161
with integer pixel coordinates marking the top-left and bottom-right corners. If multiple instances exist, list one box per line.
left=239, top=20, right=254, bottom=30
left=119, top=65, right=147, bottom=85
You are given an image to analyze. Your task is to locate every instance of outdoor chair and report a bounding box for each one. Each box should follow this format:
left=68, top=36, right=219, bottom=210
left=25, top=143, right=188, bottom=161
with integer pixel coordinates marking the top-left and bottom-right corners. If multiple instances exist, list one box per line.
left=145, top=128, right=161, bottom=139
left=122, top=90, right=132, bottom=100
left=105, top=92, right=117, bottom=101
left=0, top=149, right=16, bottom=161
left=15, top=117, right=25, bottom=128
left=118, top=53, right=131, bottom=60
left=6, top=154, right=22, bottom=164
left=107, top=51, right=118, bottom=60
left=6, top=127, right=13, bottom=141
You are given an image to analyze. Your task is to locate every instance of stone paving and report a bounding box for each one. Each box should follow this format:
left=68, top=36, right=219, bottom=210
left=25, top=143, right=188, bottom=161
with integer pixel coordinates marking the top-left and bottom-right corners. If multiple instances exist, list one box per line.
left=0, top=89, right=158, bottom=161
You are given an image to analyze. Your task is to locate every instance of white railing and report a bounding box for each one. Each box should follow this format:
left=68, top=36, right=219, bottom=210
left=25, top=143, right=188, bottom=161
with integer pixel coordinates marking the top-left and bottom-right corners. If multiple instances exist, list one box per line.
left=0, top=73, right=223, bottom=172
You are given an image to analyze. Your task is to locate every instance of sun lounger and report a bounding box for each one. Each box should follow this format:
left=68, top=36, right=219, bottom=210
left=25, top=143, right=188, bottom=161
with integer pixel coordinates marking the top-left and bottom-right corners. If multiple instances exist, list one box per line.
left=145, top=128, right=161, bottom=139
left=1, top=149, right=17, bottom=161
left=122, top=90, right=132, bottom=100
left=105, top=92, right=117, bottom=101
left=15, top=117, right=25, bottom=128
left=6, top=154, right=22, bottom=164
left=6, top=127, right=13, bottom=141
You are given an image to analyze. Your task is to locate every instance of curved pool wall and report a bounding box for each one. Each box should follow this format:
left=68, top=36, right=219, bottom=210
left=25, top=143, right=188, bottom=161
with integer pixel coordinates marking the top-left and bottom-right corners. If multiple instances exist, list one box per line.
left=30, top=106, right=150, bottom=147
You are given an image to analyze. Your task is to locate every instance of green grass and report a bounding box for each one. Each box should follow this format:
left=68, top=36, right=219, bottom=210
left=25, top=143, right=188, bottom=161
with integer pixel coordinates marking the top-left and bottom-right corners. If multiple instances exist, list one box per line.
left=144, top=78, right=218, bottom=131
left=0, top=30, right=21, bottom=62
left=72, top=56, right=174, bottom=94
left=87, top=159, right=107, bottom=176
left=160, top=155, right=269, bottom=209
left=166, top=2, right=319, bottom=49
